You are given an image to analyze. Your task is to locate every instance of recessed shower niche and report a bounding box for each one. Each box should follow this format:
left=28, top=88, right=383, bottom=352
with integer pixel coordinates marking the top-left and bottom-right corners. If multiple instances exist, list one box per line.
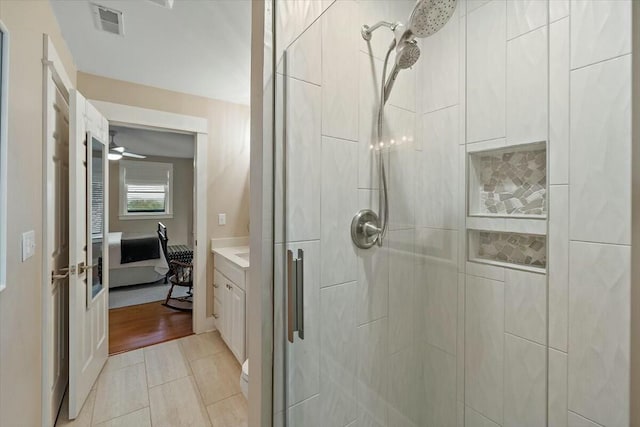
left=468, top=142, right=547, bottom=218
left=468, top=229, right=547, bottom=273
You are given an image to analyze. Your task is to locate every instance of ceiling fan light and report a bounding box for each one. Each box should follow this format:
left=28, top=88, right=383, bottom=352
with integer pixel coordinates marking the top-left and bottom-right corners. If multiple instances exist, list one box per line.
left=108, top=152, right=123, bottom=161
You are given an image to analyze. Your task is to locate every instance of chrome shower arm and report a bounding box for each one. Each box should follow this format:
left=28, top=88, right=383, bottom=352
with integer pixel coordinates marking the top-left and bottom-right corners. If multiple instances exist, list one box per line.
left=361, top=21, right=399, bottom=41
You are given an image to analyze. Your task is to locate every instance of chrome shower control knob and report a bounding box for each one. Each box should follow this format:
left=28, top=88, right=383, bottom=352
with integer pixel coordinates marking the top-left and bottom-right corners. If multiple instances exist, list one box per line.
left=351, top=209, right=381, bottom=249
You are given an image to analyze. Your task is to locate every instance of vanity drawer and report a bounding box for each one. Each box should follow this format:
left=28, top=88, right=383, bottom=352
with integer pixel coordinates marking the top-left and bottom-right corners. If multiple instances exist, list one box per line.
left=214, top=254, right=246, bottom=291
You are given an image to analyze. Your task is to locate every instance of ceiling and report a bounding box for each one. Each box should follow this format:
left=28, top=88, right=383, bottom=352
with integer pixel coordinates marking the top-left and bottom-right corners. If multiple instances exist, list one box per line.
left=111, top=125, right=194, bottom=158
left=51, top=0, right=251, bottom=105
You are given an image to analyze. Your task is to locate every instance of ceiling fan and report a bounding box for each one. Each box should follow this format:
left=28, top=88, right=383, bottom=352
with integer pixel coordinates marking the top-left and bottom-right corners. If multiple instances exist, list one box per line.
left=108, top=130, right=147, bottom=160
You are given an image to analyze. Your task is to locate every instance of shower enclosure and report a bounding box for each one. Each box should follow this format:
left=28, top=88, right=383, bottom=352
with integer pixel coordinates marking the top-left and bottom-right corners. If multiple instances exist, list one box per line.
left=264, top=0, right=635, bottom=426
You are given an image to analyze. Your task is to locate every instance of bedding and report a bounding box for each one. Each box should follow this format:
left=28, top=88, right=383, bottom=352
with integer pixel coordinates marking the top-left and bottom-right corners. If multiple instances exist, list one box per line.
left=109, top=232, right=169, bottom=288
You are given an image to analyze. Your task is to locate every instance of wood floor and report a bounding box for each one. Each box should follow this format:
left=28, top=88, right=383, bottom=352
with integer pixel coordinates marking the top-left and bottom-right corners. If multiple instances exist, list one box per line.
left=56, top=332, right=247, bottom=427
left=109, top=301, right=193, bottom=355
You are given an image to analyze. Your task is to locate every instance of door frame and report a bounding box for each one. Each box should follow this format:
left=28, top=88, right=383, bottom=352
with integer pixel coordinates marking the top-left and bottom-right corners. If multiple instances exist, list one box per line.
left=41, top=34, right=74, bottom=427
left=89, top=99, right=212, bottom=334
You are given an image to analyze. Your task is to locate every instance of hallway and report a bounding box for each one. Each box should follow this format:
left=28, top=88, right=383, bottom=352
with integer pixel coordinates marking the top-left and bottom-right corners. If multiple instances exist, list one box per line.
left=56, top=332, right=247, bottom=427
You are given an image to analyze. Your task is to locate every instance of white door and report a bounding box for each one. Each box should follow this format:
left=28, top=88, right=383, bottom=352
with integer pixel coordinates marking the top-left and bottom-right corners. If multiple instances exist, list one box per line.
left=68, top=89, right=110, bottom=419
left=43, top=67, right=70, bottom=427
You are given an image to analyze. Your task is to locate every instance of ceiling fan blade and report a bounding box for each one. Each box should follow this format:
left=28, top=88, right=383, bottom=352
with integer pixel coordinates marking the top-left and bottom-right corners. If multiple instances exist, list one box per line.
left=121, top=152, right=147, bottom=159
left=112, top=146, right=126, bottom=153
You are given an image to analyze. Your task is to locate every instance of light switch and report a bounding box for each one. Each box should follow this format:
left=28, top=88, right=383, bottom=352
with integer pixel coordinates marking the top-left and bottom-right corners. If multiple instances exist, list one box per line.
left=22, top=230, right=36, bottom=262
left=218, top=213, right=226, bottom=226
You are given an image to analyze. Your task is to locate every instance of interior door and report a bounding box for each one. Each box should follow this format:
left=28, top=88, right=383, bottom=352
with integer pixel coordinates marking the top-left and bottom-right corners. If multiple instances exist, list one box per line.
left=43, top=66, right=70, bottom=427
left=68, top=89, right=110, bottom=419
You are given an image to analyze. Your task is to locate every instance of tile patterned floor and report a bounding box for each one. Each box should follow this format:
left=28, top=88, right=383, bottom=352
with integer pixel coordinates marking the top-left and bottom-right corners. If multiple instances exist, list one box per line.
left=56, top=331, right=247, bottom=427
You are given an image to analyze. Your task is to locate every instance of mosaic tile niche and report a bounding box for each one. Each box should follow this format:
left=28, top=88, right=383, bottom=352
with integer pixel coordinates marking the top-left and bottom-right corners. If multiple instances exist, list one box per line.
left=468, top=143, right=547, bottom=217
left=469, top=230, right=547, bottom=271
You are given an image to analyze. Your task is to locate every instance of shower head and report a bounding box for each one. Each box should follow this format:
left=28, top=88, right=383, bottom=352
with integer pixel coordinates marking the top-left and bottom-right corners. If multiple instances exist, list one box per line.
left=395, top=40, right=420, bottom=69
left=408, top=0, right=458, bottom=38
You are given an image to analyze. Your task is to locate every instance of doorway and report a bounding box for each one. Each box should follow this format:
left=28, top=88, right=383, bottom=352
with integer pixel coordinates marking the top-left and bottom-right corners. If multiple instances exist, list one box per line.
left=105, top=124, right=196, bottom=354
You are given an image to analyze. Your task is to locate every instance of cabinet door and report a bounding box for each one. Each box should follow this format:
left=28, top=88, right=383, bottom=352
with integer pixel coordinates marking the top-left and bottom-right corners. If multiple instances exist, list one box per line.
left=230, top=284, right=246, bottom=362
left=220, top=280, right=231, bottom=343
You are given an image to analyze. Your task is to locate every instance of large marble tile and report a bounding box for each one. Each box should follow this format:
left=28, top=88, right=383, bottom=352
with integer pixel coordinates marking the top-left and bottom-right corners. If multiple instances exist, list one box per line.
left=415, top=228, right=458, bottom=355
left=549, top=0, right=569, bottom=23
left=179, top=331, right=226, bottom=362
left=389, top=347, right=420, bottom=426
left=207, top=394, right=248, bottom=427
left=504, top=269, right=546, bottom=345
left=357, top=318, right=388, bottom=427
left=420, top=4, right=459, bottom=113
left=190, top=350, right=241, bottom=406
left=422, top=343, right=457, bottom=427
left=321, top=136, right=358, bottom=287
left=322, top=0, right=359, bottom=141
left=92, top=363, right=149, bottom=425
left=464, top=406, right=501, bottom=427
left=506, top=26, right=547, bottom=145
left=466, top=0, right=506, bottom=143
left=387, top=107, right=416, bottom=231
left=465, top=275, right=504, bottom=425
left=388, top=230, right=415, bottom=353
left=275, top=0, right=323, bottom=59
left=284, top=77, right=322, bottom=242
left=149, top=376, right=211, bottom=427
left=416, top=106, right=459, bottom=229
left=507, top=0, right=547, bottom=40
left=358, top=52, right=384, bottom=190
left=549, top=17, right=570, bottom=185
left=319, top=281, right=357, bottom=427
left=144, top=340, right=191, bottom=388
left=286, top=395, right=320, bottom=427
left=549, top=349, right=568, bottom=427
left=568, top=242, right=630, bottom=427
left=549, top=185, right=569, bottom=351
left=101, top=349, right=144, bottom=374
left=284, top=19, right=321, bottom=85
left=503, top=334, right=546, bottom=427
left=356, top=228, right=389, bottom=325
left=567, top=412, right=603, bottom=427
left=94, top=408, right=151, bottom=427
left=570, top=0, right=631, bottom=69
left=569, top=55, right=631, bottom=245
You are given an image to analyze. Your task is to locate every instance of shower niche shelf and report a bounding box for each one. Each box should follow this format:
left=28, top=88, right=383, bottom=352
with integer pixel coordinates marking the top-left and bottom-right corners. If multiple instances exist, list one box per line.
left=468, top=229, right=547, bottom=274
left=468, top=141, right=547, bottom=218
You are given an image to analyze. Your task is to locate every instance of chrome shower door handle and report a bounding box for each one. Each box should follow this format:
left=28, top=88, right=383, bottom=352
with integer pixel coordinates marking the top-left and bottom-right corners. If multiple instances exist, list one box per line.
left=287, top=249, right=305, bottom=343
left=295, top=249, right=304, bottom=340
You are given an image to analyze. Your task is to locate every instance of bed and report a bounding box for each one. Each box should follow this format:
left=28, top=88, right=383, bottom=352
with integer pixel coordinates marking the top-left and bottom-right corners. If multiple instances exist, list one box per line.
left=108, top=232, right=170, bottom=288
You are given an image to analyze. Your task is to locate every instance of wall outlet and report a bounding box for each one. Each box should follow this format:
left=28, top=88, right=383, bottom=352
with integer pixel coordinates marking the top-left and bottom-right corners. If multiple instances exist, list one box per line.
left=22, top=230, right=36, bottom=262
left=218, top=213, right=226, bottom=226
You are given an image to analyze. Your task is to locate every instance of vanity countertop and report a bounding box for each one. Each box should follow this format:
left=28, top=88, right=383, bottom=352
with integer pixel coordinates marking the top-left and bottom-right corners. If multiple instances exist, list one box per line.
left=212, top=246, right=250, bottom=270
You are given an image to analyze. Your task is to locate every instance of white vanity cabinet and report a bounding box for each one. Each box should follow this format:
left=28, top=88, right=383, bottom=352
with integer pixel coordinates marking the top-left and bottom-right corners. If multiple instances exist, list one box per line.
left=213, top=248, right=248, bottom=364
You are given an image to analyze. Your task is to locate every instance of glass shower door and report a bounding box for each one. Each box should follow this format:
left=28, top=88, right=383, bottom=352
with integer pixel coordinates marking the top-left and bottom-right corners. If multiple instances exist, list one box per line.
left=271, top=1, right=550, bottom=426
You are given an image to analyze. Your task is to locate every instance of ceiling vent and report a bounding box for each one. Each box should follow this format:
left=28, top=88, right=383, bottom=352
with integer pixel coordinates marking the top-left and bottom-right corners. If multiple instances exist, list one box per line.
left=91, top=4, right=124, bottom=36
left=147, top=0, right=174, bottom=9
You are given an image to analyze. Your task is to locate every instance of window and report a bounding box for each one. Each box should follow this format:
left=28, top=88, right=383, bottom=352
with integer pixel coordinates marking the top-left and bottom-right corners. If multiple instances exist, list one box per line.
left=119, top=160, right=173, bottom=219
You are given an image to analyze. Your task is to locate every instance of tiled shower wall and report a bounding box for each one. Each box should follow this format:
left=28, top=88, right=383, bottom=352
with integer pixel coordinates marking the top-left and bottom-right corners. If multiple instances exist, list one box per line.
left=272, top=0, right=633, bottom=426
left=462, top=1, right=632, bottom=427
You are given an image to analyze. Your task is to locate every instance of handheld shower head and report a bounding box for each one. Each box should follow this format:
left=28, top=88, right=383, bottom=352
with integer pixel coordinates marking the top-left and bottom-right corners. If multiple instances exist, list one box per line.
left=396, top=40, right=420, bottom=69
left=408, top=0, right=458, bottom=38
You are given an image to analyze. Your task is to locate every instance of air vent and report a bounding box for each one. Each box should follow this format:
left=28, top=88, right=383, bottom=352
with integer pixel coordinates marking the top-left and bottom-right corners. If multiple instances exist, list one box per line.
left=91, top=4, right=124, bottom=36
left=147, top=0, right=174, bottom=9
